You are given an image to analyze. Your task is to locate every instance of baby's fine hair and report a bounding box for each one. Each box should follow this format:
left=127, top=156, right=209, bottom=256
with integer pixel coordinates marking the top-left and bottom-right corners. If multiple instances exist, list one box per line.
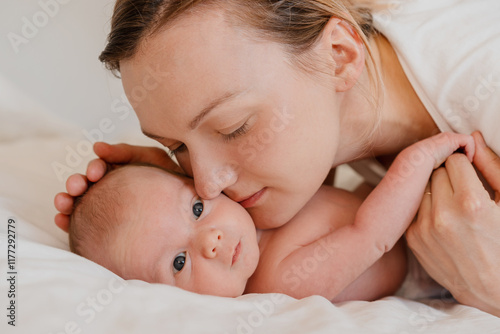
left=69, top=163, right=180, bottom=262
left=69, top=167, right=129, bottom=259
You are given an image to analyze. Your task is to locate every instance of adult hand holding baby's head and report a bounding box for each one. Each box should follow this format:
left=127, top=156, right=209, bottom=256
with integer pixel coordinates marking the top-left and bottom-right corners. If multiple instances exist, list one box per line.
left=92, top=142, right=184, bottom=174
left=54, top=142, right=182, bottom=233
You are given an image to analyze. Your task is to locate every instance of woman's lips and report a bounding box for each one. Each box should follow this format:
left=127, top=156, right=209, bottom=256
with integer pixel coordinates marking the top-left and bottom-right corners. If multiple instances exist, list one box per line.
left=232, top=241, right=241, bottom=266
left=238, top=188, right=266, bottom=209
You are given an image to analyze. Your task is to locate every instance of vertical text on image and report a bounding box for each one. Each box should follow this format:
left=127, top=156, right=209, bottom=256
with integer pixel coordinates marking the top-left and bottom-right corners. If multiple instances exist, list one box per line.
left=6, top=217, right=17, bottom=327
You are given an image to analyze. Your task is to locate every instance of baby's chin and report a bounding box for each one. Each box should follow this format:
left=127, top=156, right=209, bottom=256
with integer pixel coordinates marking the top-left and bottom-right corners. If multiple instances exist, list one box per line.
left=220, top=287, right=246, bottom=298
left=192, top=280, right=248, bottom=298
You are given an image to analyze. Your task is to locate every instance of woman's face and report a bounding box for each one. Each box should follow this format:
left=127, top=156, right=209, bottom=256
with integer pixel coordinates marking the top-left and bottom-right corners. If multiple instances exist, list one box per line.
left=120, top=9, right=341, bottom=228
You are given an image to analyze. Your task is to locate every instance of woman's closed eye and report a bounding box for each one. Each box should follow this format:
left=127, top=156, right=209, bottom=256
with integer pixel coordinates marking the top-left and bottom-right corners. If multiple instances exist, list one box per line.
left=167, top=119, right=251, bottom=158
left=221, top=121, right=249, bottom=143
left=167, top=143, right=187, bottom=158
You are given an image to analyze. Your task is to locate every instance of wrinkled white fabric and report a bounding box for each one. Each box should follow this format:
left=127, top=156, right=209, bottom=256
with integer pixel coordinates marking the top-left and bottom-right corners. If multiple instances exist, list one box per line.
left=373, top=0, right=500, bottom=153
left=0, top=100, right=499, bottom=333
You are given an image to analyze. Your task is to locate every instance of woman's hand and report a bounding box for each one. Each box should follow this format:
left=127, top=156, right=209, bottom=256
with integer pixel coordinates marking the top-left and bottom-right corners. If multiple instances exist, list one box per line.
left=54, top=142, right=182, bottom=232
left=406, top=131, right=500, bottom=317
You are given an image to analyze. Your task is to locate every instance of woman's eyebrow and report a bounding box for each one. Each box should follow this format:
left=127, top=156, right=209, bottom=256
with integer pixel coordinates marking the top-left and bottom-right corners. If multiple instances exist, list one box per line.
left=189, top=90, right=242, bottom=130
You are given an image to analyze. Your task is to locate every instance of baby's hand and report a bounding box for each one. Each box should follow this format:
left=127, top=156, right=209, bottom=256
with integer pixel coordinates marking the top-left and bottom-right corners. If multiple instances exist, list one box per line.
left=422, top=132, right=475, bottom=169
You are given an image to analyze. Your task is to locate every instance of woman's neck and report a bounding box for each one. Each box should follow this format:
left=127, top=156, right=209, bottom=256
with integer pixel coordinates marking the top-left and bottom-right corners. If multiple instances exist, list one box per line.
left=335, top=35, right=439, bottom=165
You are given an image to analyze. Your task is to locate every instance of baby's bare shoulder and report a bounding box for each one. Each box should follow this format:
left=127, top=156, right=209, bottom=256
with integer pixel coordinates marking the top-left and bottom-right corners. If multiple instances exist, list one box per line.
left=246, top=186, right=363, bottom=293
left=284, top=186, right=362, bottom=234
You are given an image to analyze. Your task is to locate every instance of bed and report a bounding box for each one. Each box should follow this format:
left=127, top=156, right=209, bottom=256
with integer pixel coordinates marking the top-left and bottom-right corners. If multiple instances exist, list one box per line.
left=1, top=76, right=499, bottom=333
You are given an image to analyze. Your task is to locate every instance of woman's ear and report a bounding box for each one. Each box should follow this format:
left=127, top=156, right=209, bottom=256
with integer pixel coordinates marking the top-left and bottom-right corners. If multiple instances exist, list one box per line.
left=316, top=17, right=365, bottom=92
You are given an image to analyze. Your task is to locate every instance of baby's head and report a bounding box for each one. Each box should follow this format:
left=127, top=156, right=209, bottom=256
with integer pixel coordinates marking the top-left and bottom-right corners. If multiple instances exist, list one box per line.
left=69, top=164, right=260, bottom=297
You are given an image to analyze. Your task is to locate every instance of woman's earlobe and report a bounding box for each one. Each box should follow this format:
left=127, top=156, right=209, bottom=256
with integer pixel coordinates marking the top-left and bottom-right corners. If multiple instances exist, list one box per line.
left=322, top=18, right=365, bottom=92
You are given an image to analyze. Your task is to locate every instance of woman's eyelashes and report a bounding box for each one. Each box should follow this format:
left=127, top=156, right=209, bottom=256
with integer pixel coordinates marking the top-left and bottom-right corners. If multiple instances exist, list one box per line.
left=173, top=251, right=186, bottom=274
left=166, top=119, right=251, bottom=157
left=221, top=121, right=249, bottom=143
left=168, top=144, right=186, bottom=158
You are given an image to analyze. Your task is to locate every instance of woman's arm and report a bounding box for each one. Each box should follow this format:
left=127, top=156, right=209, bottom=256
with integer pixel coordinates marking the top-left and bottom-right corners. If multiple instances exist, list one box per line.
left=406, top=131, right=500, bottom=317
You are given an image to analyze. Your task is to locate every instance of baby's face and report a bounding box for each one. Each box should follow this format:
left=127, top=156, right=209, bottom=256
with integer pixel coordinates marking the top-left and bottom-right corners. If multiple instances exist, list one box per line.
left=108, top=167, right=260, bottom=297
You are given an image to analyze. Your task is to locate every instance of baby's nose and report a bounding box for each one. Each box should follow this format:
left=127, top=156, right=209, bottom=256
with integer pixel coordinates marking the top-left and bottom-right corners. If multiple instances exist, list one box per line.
left=198, top=228, right=224, bottom=259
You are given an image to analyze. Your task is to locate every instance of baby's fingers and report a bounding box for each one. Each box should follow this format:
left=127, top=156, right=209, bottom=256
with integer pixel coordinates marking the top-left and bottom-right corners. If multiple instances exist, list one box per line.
left=441, top=132, right=475, bottom=162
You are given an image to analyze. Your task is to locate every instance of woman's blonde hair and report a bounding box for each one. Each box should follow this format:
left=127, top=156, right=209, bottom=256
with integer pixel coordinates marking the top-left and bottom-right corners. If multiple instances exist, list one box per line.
left=101, top=0, right=377, bottom=75
left=99, top=0, right=383, bottom=146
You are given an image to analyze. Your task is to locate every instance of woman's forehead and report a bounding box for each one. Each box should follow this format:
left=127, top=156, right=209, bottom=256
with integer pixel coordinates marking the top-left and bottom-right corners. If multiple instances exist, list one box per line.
left=120, top=8, right=285, bottom=100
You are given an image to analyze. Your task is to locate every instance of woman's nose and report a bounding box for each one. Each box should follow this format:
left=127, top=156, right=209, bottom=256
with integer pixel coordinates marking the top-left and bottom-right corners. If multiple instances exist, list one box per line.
left=192, top=157, right=238, bottom=200
left=197, top=228, right=224, bottom=259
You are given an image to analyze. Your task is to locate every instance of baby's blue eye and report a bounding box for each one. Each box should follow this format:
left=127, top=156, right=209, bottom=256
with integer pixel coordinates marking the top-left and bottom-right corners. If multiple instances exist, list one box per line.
left=173, top=252, right=186, bottom=273
left=193, top=200, right=203, bottom=219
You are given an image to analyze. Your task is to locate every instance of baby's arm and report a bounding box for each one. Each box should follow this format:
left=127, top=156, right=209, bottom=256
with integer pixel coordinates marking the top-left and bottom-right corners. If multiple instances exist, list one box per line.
left=269, top=133, right=475, bottom=300
left=355, top=132, right=474, bottom=252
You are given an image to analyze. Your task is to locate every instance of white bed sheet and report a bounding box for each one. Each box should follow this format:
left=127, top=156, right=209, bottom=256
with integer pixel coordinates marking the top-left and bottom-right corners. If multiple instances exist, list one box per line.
left=1, top=101, right=499, bottom=334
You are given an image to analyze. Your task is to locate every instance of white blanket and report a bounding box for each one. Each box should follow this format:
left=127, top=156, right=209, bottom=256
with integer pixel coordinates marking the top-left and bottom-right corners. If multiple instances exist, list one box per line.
left=1, top=101, right=499, bottom=334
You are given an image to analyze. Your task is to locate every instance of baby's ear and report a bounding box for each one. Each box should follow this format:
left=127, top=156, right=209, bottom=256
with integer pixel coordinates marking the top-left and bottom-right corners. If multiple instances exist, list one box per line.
left=315, top=17, right=365, bottom=92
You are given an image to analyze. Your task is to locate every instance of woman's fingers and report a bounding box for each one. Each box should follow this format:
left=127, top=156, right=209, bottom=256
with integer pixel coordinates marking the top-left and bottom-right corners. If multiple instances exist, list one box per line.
left=430, top=167, right=453, bottom=201
left=406, top=183, right=431, bottom=252
left=86, top=158, right=108, bottom=183
left=56, top=142, right=185, bottom=231
left=419, top=182, right=433, bottom=218
left=54, top=213, right=70, bottom=233
left=65, top=174, right=88, bottom=197
left=444, top=154, right=492, bottom=213
left=93, top=142, right=135, bottom=163
left=94, top=142, right=161, bottom=164
left=94, top=142, right=183, bottom=172
left=472, top=131, right=500, bottom=202
left=54, top=192, right=74, bottom=215
left=407, top=150, right=500, bottom=316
